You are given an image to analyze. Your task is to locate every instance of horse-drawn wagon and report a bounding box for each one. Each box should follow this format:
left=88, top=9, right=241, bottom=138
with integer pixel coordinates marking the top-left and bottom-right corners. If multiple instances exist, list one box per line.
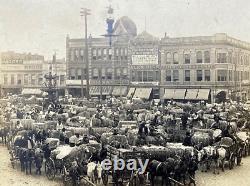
left=218, top=137, right=243, bottom=169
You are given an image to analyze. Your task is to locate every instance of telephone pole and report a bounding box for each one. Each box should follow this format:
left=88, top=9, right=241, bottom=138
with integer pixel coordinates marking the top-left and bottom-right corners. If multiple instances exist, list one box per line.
left=80, top=8, right=91, bottom=100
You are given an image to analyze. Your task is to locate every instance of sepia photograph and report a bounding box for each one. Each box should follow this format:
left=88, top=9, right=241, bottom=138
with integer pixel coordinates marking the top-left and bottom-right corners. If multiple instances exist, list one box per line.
left=0, top=0, right=250, bottom=185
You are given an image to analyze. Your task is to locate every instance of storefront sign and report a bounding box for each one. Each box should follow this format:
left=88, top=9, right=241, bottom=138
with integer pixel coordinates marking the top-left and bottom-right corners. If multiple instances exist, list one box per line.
left=162, top=64, right=215, bottom=70
left=130, top=65, right=160, bottom=70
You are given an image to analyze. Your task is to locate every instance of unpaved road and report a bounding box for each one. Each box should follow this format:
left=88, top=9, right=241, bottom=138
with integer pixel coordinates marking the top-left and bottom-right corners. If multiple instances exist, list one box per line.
left=1, top=144, right=250, bottom=186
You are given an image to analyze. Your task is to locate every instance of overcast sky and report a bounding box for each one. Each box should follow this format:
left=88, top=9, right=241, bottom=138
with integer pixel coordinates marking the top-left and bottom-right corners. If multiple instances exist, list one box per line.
left=0, top=0, right=250, bottom=59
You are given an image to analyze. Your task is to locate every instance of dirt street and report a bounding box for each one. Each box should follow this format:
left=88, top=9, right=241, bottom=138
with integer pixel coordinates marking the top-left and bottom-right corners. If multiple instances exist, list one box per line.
left=0, top=144, right=60, bottom=186
left=1, top=144, right=250, bottom=186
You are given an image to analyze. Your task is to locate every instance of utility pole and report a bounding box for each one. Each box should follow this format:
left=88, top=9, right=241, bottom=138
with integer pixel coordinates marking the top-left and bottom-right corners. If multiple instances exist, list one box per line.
left=52, top=50, right=58, bottom=99
left=80, top=8, right=91, bottom=100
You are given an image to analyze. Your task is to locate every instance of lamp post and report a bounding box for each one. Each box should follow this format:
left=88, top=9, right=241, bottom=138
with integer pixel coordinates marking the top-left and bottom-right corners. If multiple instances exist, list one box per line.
left=80, top=8, right=91, bottom=100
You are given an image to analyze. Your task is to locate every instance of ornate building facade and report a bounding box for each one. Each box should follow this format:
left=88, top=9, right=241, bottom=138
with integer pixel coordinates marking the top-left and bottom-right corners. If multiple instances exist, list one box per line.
left=66, top=16, right=250, bottom=102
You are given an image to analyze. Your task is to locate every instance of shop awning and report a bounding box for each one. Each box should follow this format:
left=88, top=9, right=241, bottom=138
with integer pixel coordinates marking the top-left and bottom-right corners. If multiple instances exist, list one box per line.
left=89, top=86, right=112, bottom=95
left=196, top=89, right=210, bottom=100
left=133, top=88, right=152, bottom=99
left=163, top=89, right=175, bottom=99
left=127, top=88, right=136, bottom=97
left=185, top=89, right=199, bottom=100
left=112, top=86, right=128, bottom=96
left=173, top=89, right=186, bottom=100
left=22, top=89, right=42, bottom=95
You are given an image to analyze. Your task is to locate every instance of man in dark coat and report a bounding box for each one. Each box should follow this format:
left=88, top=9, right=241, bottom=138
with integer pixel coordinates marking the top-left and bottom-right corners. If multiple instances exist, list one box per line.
left=183, top=131, right=193, bottom=146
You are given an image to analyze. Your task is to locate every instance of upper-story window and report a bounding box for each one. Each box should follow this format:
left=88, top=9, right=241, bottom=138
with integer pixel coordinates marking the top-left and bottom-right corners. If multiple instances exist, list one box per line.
left=124, top=48, right=128, bottom=60
left=108, top=48, right=112, bottom=60
left=228, top=52, right=232, bottom=64
left=240, top=56, right=243, bottom=65
left=217, top=53, right=227, bottom=63
left=204, top=51, right=210, bottom=63
left=115, top=48, right=119, bottom=60
left=173, top=52, right=178, bottom=64
left=173, top=70, right=179, bottom=81
left=80, top=49, right=84, bottom=61
left=77, top=69, right=82, bottom=80
left=166, top=53, right=171, bottom=64
left=184, top=54, right=190, bottom=64
left=103, top=48, right=107, bottom=60
left=165, top=70, right=171, bottom=81
left=97, top=48, right=102, bottom=60
left=70, top=50, right=74, bottom=61
left=123, top=68, right=128, bottom=78
left=184, top=70, right=190, bottom=81
left=217, top=70, right=227, bottom=81
left=196, top=51, right=202, bottom=63
left=196, top=70, right=203, bottom=81
left=92, top=68, right=99, bottom=79
left=101, top=68, right=106, bottom=79
left=205, top=70, right=211, bottom=81
left=75, top=49, right=79, bottom=61
left=106, top=68, right=112, bottom=79
left=92, top=48, right=96, bottom=60
left=70, top=69, right=76, bottom=80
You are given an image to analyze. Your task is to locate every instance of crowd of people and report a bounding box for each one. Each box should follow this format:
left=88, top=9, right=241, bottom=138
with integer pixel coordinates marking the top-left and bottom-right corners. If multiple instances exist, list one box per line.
left=0, top=94, right=250, bottom=185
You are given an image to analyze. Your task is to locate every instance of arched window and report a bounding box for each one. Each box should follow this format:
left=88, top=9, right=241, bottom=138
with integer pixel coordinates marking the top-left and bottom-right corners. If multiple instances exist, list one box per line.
left=166, top=52, right=171, bottom=64
left=196, top=51, right=202, bottom=63
left=184, top=53, right=190, bottom=64
left=204, top=51, right=210, bottom=63
left=173, top=52, right=178, bottom=64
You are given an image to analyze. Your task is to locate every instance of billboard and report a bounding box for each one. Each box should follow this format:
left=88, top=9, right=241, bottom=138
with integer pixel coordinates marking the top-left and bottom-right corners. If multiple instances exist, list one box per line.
left=132, top=54, right=158, bottom=64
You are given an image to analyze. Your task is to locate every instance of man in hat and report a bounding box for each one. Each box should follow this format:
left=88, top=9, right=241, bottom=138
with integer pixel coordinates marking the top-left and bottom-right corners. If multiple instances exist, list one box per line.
left=82, top=134, right=89, bottom=144
left=183, top=131, right=193, bottom=146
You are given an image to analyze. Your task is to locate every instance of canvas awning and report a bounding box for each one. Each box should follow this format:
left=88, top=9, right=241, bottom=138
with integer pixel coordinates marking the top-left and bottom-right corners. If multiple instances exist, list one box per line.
left=133, top=88, right=152, bottom=99
left=127, top=88, right=136, bottom=97
left=112, top=86, right=128, bottom=96
left=196, top=89, right=210, bottom=100
left=22, top=89, right=42, bottom=95
left=185, top=89, right=199, bottom=100
left=163, top=89, right=175, bottom=99
left=89, top=86, right=112, bottom=95
left=172, top=89, right=186, bottom=100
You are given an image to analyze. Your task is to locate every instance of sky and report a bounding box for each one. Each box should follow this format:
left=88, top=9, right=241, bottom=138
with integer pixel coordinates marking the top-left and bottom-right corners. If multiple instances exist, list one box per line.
left=0, top=0, right=250, bottom=60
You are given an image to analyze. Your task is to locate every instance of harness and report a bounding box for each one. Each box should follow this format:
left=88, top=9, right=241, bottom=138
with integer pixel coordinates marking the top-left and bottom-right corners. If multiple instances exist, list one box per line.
left=155, top=162, right=162, bottom=172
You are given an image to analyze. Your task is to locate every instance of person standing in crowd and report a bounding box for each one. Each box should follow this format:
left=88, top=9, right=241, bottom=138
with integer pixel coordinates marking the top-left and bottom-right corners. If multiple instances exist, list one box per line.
left=138, top=121, right=149, bottom=145
left=183, top=131, right=193, bottom=146
left=181, top=111, right=189, bottom=130
left=56, top=119, right=64, bottom=131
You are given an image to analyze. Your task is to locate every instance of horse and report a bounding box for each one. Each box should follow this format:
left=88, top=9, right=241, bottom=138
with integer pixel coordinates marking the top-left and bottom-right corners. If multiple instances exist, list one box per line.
left=198, top=146, right=226, bottom=174
left=87, top=162, right=102, bottom=184
left=146, top=159, right=169, bottom=186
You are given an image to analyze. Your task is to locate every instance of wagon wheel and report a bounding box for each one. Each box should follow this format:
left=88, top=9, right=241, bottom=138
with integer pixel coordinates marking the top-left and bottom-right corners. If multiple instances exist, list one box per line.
left=45, top=158, right=56, bottom=180
left=228, top=154, right=235, bottom=170
left=62, top=166, right=74, bottom=186
left=102, top=170, right=109, bottom=186
left=237, top=149, right=243, bottom=166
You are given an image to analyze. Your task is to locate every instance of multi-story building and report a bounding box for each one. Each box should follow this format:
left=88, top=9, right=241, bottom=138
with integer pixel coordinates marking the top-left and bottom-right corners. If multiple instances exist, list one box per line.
left=66, top=16, right=136, bottom=98
left=160, top=33, right=250, bottom=102
left=0, top=51, right=44, bottom=95
left=129, top=31, right=160, bottom=99
left=66, top=14, right=250, bottom=103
